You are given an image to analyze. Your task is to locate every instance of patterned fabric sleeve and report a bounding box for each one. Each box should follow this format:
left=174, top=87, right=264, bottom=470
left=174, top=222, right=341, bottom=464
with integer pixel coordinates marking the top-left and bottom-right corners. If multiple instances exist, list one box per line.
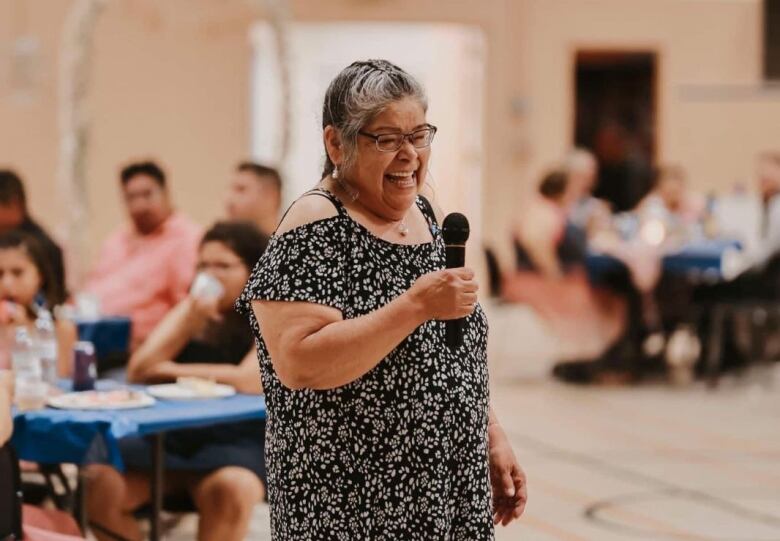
left=236, top=217, right=349, bottom=315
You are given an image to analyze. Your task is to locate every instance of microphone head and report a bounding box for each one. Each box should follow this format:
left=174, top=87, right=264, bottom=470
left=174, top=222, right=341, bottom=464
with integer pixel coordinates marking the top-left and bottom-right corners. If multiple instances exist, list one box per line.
left=442, top=213, right=470, bottom=245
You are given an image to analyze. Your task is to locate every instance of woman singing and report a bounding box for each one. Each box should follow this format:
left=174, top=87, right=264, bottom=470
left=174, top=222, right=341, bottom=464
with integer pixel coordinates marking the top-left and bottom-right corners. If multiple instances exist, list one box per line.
left=239, top=59, right=526, bottom=540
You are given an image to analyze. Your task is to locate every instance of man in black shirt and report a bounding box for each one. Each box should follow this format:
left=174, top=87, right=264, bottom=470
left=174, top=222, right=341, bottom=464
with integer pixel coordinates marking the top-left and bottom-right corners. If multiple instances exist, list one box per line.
left=0, top=170, right=66, bottom=300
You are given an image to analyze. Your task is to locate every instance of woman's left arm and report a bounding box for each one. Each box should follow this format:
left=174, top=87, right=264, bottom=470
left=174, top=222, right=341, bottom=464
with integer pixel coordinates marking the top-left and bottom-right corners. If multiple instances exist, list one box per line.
left=488, top=406, right=527, bottom=526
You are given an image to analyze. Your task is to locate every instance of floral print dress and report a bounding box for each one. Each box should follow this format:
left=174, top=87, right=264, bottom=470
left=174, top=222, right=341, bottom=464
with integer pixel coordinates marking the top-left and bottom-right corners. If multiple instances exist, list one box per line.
left=237, top=189, right=493, bottom=540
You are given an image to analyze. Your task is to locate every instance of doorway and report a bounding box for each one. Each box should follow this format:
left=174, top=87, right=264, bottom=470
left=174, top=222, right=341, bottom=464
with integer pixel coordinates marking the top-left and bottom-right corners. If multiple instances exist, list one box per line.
left=574, top=51, right=657, bottom=212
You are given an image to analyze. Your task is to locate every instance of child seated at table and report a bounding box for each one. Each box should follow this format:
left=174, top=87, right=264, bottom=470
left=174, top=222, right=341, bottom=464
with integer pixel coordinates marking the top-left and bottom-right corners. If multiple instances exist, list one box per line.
left=0, top=231, right=76, bottom=376
left=85, top=221, right=268, bottom=541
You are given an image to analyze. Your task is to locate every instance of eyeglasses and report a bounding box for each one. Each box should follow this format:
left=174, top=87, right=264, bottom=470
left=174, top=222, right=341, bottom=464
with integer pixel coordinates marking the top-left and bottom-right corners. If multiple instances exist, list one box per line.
left=358, top=124, right=438, bottom=152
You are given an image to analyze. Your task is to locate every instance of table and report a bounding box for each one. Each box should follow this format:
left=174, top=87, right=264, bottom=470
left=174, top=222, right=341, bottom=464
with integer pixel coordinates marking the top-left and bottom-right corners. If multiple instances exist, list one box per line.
left=586, top=239, right=746, bottom=283
left=11, top=382, right=266, bottom=540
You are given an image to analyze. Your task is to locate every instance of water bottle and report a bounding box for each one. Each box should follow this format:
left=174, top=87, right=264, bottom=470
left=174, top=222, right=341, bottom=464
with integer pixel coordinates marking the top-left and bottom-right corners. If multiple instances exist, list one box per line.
left=12, top=326, right=46, bottom=410
left=35, top=310, right=59, bottom=386
left=12, top=327, right=40, bottom=380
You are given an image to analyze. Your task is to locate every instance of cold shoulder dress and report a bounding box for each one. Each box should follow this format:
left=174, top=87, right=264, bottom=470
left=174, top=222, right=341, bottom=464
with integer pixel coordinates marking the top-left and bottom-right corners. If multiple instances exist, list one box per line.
left=237, top=189, right=493, bottom=540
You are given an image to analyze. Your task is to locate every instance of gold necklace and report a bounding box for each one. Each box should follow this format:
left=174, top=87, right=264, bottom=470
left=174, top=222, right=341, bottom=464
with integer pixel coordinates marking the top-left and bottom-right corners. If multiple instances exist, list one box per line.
left=334, top=176, right=409, bottom=236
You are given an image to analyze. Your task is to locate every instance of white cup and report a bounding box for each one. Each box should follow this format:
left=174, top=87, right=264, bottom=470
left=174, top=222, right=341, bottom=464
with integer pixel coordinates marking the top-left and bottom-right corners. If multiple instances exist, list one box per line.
left=190, top=272, right=225, bottom=301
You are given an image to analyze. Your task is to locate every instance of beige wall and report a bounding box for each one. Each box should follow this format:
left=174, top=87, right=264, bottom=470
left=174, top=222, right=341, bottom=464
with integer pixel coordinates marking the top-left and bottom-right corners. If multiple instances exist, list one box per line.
left=520, top=0, right=780, bottom=189
left=1, top=0, right=779, bottom=279
left=1, top=0, right=256, bottom=268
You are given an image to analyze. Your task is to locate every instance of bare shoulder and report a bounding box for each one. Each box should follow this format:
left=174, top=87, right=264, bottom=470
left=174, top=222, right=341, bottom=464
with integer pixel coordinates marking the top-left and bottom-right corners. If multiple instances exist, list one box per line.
left=275, top=191, right=340, bottom=236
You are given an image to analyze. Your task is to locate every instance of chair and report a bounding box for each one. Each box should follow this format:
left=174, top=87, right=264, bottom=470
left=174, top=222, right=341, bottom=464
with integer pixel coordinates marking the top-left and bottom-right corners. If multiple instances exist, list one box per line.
left=0, top=442, right=24, bottom=541
left=700, top=253, right=780, bottom=386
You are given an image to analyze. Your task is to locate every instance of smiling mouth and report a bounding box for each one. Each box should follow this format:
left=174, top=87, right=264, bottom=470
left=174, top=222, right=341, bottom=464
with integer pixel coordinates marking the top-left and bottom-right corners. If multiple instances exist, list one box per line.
left=385, top=171, right=417, bottom=188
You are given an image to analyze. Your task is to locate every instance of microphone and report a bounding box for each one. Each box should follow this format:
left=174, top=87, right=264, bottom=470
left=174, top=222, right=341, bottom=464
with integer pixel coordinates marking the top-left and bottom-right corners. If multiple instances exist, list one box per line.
left=442, top=213, right=470, bottom=349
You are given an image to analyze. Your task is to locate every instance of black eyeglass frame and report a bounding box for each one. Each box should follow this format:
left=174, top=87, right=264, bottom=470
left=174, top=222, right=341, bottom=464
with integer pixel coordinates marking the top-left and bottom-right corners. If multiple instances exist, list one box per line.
left=358, top=124, right=438, bottom=152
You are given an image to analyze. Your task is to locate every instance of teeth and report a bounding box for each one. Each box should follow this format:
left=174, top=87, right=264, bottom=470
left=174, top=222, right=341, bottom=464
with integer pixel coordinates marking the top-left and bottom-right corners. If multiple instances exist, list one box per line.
left=386, top=172, right=416, bottom=188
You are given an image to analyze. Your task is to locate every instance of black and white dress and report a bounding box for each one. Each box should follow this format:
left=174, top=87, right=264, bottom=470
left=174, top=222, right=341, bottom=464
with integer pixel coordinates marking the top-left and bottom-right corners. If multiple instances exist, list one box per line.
left=237, top=189, right=493, bottom=540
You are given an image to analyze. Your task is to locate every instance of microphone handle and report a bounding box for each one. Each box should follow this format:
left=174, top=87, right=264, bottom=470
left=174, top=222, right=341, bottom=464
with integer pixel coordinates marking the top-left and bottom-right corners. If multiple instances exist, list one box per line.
left=445, top=244, right=466, bottom=349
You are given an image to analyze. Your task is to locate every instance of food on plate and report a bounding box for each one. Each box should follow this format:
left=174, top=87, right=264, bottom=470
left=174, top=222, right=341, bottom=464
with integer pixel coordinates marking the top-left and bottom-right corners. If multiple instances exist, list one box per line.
left=49, top=388, right=154, bottom=409
left=176, top=376, right=221, bottom=397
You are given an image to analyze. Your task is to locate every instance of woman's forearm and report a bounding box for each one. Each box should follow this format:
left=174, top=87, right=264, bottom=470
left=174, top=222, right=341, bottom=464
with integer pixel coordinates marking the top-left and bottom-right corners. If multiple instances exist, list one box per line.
left=261, top=292, right=428, bottom=390
left=127, top=301, right=201, bottom=382
left=489, top=406, right=498, bottom=426
left=146, top=361, right=262, bottom=394
left=488, top=406, right=508, bottom=447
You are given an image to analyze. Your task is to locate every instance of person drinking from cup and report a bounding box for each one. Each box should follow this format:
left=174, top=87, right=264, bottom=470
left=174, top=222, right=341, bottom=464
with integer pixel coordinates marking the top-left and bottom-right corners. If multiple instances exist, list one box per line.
left=85, top=221, right=268, bottom=541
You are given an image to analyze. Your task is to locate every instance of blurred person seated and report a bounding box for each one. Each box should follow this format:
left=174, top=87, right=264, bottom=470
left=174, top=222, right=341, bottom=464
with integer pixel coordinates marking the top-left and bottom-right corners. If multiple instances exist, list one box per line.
left=512, top=170, right=586, bottom=277
left=85, top=221, right=268, bottom=541
left=84, top=161, right=202, bottom=349
left=503, top=170, right=626, bottom=370
left=575, top=168, right=704, bottom=378
left=1, top=371, right=86, bottom=540
left=693, top=152, right=780, bottom=299
left=0, top=170, right=66, bottom=300
left=692, top=152, right=780, bottom=369
left=752, top=151, right=780, bottom=259
left=637, top=165, right=705, bottom=241
left=0, top=232, right=76, bottom=376
left=565, top=148, right=613, bottom=239
left=714, top=152, right=780, bottom=260
left=224, top=161, right=282, bottom=237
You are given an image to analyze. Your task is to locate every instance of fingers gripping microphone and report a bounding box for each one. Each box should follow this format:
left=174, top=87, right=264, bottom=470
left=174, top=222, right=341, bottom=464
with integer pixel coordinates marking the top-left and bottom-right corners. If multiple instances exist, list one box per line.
left=442, top=213, right=470, bottom=349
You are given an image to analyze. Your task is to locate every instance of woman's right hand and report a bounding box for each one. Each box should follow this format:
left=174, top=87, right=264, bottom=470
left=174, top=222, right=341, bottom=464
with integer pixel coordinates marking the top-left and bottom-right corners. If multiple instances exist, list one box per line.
left=408, top=267, right=479, bottom=321
left=186, top=295, right=223, bottom=326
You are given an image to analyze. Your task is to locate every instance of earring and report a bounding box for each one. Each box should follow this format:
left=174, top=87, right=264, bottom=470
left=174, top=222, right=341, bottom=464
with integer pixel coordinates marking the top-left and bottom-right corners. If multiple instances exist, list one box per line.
left=332, top=166, right=339, bottom=180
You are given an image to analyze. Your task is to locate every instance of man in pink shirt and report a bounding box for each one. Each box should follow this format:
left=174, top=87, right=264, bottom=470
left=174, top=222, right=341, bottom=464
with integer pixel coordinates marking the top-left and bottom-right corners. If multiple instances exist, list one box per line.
left=85, top=161, right=202, bottom=348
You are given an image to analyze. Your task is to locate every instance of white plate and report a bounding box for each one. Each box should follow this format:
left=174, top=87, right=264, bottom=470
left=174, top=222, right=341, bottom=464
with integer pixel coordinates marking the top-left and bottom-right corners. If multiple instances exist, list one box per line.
left=146, top=383, right=236, bottom=400
left=48, top=390, right=156, bottom=410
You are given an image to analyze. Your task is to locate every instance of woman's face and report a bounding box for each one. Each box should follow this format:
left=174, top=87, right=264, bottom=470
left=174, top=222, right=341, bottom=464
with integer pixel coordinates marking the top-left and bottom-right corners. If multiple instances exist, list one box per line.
left=343, top=97, right=431, bottom=221
left=0, top=247, right=42, bottom=307
left=196, top=241, right=250, bottom=312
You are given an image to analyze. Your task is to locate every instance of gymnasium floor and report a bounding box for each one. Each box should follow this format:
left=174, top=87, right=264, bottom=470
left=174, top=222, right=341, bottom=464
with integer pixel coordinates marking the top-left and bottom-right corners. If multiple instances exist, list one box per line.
left=164, top=367, right=780, bottom=541
left=490, top=375, right=780, bottom=541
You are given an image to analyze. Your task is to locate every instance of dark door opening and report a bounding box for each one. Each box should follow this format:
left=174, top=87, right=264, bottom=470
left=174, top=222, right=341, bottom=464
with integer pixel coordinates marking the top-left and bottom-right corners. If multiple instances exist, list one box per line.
left=574, top=51, right=657, bottom=212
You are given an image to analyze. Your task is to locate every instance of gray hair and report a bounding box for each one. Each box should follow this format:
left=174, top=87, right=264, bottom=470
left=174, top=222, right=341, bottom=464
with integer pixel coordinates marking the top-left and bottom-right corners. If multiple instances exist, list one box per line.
left=321, top=59, right=428, bottom=178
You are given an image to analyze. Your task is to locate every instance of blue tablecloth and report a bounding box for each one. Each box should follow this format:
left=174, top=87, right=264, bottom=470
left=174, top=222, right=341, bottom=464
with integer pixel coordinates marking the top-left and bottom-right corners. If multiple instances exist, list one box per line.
left=587, top=239, right=743, bottom=281
left=11, top=384, right=266, bottom=470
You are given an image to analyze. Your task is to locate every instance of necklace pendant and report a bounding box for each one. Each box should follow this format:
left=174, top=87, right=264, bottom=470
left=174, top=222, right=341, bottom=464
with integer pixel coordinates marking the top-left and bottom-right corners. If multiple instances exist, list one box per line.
left=398, top=222, right=409, bottom=236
